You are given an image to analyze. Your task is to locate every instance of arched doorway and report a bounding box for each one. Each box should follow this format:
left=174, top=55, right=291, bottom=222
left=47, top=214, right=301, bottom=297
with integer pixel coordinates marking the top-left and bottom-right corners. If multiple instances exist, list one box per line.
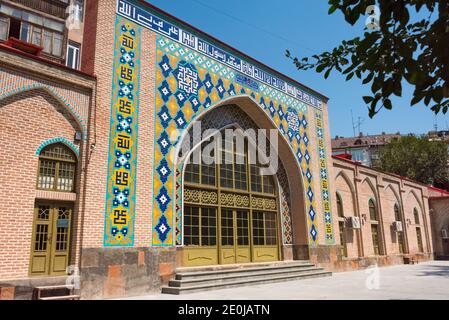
left=182, top=126, right=280, bottom=266
left=176, top=99, right=309, bottom=267
left=30, top=143, right=77, bottom=276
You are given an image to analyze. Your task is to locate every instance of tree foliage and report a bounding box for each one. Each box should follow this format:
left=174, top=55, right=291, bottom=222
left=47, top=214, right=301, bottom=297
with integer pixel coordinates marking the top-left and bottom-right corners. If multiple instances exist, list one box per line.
left=375, top=135, right=449, bottom=188
left=286, top=0, right=449, bottom=118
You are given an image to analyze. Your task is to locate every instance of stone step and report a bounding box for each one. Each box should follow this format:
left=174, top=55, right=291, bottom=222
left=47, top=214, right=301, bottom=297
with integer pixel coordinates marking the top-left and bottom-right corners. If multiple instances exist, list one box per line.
left=170, top=266, right=325, bottom=288
left=175, top=260, right=311, bottom=273
left=33, top=284, right=76, bottom=300
left=162, top=270, right=332, bottom=295
left=176, top=261, right=315, bottom=280
left=34, top=285, right=75, bottom=291
left=39, top=295, right=80, bottom=301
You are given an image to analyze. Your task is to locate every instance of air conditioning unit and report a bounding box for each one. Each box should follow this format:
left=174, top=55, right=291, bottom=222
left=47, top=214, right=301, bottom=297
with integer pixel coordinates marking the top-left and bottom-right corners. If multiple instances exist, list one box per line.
left=442, top=229, right=449, bottom=239
left=347, top=216, right=361, bottom=229
left=393, top=221, right=403, bottom=232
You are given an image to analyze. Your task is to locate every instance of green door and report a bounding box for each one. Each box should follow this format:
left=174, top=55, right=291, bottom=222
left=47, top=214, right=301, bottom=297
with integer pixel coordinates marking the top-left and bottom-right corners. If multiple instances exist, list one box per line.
left=30, top=203, right=72, bottom=276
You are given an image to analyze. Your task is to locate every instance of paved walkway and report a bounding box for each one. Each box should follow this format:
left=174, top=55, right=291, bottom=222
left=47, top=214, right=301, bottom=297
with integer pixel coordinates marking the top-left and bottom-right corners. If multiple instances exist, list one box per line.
left=122, top=261, right=449, bottom=300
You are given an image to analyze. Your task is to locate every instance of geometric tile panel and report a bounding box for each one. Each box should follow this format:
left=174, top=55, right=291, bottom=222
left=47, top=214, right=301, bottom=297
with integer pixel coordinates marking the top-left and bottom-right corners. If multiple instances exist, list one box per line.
left=103, top=16, right=142, bottom=246
left=153, top=36, right=321, bottom=246
left=315, top=111, right=335, bottom=244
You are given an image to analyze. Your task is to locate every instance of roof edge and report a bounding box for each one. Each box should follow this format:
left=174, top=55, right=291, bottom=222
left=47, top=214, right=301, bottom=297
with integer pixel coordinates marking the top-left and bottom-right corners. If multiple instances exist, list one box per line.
left=332, top=155, right=443, bottom=191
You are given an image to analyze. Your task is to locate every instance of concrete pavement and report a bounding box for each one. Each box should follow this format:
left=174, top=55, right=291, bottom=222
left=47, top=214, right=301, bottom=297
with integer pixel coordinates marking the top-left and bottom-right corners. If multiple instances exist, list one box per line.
left=120, top=260, right=449, bottom=300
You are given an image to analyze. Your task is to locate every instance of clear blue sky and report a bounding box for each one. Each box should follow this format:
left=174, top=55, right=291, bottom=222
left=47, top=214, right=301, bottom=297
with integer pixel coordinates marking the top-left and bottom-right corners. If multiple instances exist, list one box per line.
left=145, top=0, right=447, bottom=138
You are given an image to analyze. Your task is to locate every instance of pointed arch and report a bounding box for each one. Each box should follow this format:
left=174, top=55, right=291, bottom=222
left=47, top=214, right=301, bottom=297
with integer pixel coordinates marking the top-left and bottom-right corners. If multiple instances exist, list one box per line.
left=384, top=183, right=401, bottom=205
left=335, top=170, right=356, bottom=199
left=174, top=95, right=310, bottom=249
left=361, top=177, right=378, bottom=202
left=36, top=137, right=80, bottom=158
left=0, top=86, right=86, bottom=136
left=406, top=189, right=424, bottom=214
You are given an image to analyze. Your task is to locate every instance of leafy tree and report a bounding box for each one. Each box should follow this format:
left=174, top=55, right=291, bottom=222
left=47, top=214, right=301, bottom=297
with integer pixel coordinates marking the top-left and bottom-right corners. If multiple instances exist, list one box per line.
left=286, top=0, right=449, bottom=118
left=375, top=135, right=449, bottom=188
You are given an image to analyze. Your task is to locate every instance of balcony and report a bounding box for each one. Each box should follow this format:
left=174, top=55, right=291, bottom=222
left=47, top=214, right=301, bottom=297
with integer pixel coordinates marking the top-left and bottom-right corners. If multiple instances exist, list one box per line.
left=7, top=0, right=69, bottom=20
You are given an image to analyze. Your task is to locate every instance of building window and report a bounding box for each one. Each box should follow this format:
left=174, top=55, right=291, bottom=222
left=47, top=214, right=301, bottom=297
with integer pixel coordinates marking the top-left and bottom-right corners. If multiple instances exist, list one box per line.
left=369, top=199, right=382, bottom=255
left=371, top=224, right=381, bottom=255
left=184, top=206, right=217, bottom=247
left=252, top=211, right=277, bottom=246
left=0, top=16, right=9, bottom=40
left=416, top=227, right=424, bottom=253
left=369, top=199, right=377, bottom=221
left=414, top=207, right=424, bottom=252
left=68, top=0, right=84, bottom=22
left=336, top=192, right=347, bottom=257
left=0, top=4, right=65, bottom=57
left=336, top=193, right=344, bottom=218
left=182, top=126, right=280, bottom=266
left=394, top=203, right=405, bottom=254
left=37, top=143, right=77, bottom=192
left=414, top=208, right=420, bottom=224
left=339, top=221, right=348, bottom=257
left=66, top=42, right=81, bottom=69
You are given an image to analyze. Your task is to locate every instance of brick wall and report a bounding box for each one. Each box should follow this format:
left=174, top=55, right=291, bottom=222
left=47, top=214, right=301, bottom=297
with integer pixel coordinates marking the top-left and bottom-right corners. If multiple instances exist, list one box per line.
left=429, top=198, right=449, bottom=258
left=332, top=157, right=434, bottom=268
left=0, top=91, right=80, bottom=278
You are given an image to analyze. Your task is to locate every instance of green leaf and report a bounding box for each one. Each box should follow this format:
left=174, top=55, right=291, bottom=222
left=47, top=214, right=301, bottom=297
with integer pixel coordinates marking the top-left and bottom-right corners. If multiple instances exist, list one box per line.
left=316, top=64, right=327, bottom=73
left=363, top=96, right=374, bottom=104
left=362, top=72, right=374, bottom=84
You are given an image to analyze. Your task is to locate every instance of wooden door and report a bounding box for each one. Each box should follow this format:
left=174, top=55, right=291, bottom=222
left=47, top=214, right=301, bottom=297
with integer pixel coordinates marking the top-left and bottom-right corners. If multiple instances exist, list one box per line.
left=30, top=203, right=72, bottom=276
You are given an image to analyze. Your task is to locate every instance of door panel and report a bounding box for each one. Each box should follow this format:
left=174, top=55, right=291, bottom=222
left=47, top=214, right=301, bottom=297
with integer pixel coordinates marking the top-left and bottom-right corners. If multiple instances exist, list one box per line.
left=30, top=205, right=52, bottom=275
left=236, top=210, right=250, bottom=263
left=220, top=208, right=235, bottom=264
left=30, top=203, right=72, bottom=276
left=50, top=206, right=72, bottom=275
left=251, top=211, right=279, bottom=263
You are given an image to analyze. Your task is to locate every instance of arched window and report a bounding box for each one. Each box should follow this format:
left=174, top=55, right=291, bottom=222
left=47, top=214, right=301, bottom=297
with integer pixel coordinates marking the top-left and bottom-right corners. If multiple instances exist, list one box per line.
left=414, top=208, right=420, bottom=224
left=414, top=207, right=424, bottom=252
left=394, top=204, right=401, bottom=221
left=336, top=193, right=344, bottom=218
left=37, top=143, right=77, bottom=192
left=394, top=203, right=405, bottom=254
left=369, top=199, right=381, bottom=255
left=369, top=199, right=377, bottom=221
left=336, top=192, right=347, bottom=257
left=183, top=128, right=280, bottom=266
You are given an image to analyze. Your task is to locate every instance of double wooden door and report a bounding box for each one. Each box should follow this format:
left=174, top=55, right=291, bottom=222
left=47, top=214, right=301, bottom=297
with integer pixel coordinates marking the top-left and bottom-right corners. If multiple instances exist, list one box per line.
left=220, top=209, right=251, bottom=264
left=30, top=203, right=73, bottom=276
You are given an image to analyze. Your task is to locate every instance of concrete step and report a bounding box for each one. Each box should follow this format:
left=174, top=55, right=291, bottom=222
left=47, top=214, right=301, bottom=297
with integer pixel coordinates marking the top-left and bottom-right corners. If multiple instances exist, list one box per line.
left=33, top=284, right=76, bottom=300
left=176, top=261, right=315, bottom=280
left=162, top=270, right=332, bottom=295
left=162, top=261, right=332, bottom=295
left=34, top=285, right=75, bottom=291
left=170, top=266, right=325, bottom=287
left=39, top=295, right=80, bottom=301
